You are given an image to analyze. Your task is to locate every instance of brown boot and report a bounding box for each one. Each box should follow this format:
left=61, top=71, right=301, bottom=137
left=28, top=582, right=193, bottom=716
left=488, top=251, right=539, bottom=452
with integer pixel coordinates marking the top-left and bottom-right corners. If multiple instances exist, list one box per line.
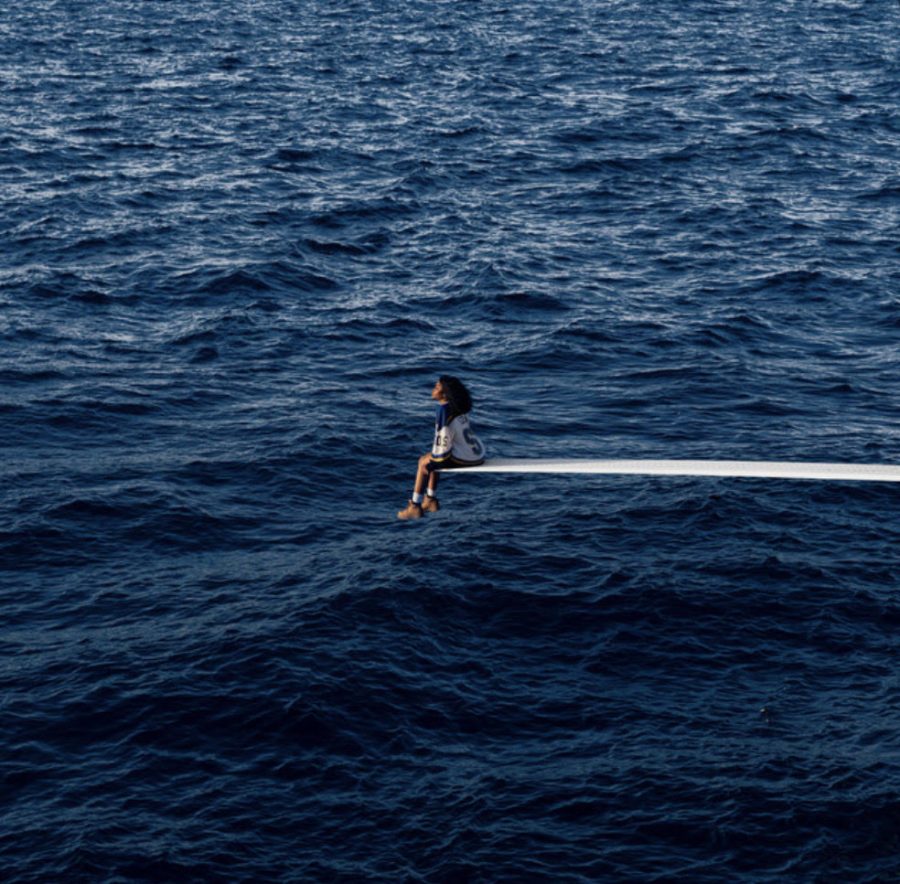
left=397, top=500, right=424, bottom=520
left=421, top=495, right=440, bottom=513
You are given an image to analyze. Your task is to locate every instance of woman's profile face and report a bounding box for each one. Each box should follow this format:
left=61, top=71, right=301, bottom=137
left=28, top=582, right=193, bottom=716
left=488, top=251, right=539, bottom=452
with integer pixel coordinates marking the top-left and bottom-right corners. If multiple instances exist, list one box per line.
left=431, top=380, right=445, bottom=401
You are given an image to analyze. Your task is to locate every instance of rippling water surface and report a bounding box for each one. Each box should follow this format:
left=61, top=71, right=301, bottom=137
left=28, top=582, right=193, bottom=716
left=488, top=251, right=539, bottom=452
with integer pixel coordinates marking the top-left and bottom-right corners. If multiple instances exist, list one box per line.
left=3, top=1, right=900, bottom=880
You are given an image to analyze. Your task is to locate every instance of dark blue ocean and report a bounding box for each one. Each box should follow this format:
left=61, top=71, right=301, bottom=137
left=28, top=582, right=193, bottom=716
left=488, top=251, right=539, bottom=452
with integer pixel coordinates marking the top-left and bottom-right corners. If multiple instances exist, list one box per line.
left=3, top=1, right=900, bottom=880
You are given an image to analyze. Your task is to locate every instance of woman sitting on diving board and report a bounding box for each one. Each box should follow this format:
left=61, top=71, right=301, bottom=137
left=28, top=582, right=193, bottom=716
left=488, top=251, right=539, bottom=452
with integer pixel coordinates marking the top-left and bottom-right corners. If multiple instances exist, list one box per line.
left=397, top=375, right=485, bottom=520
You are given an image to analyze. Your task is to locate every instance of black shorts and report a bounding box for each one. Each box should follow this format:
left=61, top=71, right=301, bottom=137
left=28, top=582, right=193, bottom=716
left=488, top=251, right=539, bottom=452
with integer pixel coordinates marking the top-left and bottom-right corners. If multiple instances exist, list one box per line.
left=426, top=456, right=485, bottom=473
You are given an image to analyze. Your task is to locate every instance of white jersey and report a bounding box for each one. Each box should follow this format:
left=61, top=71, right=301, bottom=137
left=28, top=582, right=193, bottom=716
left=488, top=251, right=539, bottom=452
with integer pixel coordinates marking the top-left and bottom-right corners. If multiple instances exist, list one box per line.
left=431, top=405, right=485, bottom=464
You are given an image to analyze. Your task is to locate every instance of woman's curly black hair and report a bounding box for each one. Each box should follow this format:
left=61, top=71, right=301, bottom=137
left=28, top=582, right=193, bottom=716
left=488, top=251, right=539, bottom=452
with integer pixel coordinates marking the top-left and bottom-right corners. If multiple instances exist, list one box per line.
left=439, top=375, right=473, bottom=418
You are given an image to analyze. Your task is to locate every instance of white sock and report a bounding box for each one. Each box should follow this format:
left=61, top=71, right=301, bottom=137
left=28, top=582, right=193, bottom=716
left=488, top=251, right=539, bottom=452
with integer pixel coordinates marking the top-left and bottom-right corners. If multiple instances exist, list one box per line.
left=412, top=492, right=424, bottom=504
left=426, top=488, right=437, bottom=498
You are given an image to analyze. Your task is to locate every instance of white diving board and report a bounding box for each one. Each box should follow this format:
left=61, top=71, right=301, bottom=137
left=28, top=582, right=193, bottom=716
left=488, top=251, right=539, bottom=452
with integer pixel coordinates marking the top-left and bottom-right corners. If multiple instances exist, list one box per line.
left=439, top=458, right=900, bottom=483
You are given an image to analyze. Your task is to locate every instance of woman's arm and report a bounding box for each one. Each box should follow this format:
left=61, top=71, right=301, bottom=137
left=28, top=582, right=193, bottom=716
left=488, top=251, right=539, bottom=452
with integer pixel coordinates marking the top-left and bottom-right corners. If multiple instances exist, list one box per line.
left=430, top=408, right=454, bottom=462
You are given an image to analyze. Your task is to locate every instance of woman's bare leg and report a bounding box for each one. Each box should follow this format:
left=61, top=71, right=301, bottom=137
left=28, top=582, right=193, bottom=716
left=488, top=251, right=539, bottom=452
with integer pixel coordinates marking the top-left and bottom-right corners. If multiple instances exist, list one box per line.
left=398, top=454, right=440, bottom=519
left=414, top=453, right=432, bottom=496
